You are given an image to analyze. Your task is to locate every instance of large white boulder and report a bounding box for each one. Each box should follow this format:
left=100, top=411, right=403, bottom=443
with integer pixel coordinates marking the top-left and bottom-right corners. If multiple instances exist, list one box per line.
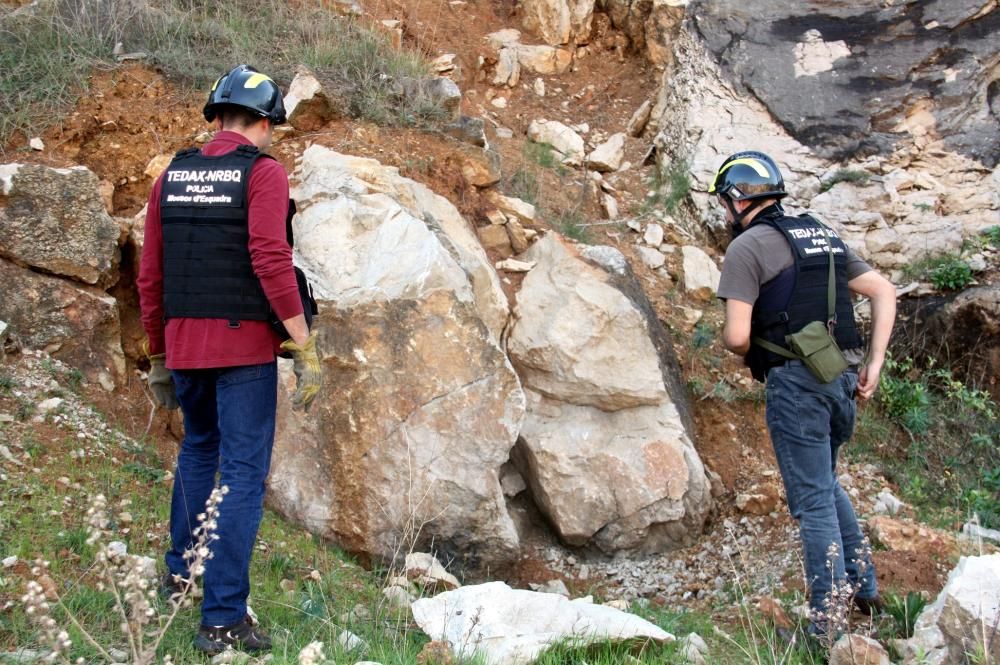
left=508, top=235, right=712, bottom=551
left=412, top=581, right=674, bottom=665
left=267, top=146, right=524, bottom=565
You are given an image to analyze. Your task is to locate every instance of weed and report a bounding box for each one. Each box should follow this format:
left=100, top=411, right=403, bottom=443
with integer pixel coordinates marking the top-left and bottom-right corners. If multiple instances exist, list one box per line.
left=643, top=160, right=691, bottom=216
left=878, top=357, right=931, bottom=434
left=913, top=202, right=934, bottom=212
left=503, top=168, right=540, bottom=206
left=928, top=256, right=973, bottom=291
left=901, top=253, right=974, bottom=291
left=524, top=141, right=561, bottom=169
left=883, top=591, right=927, bottom=640
left=122, top=461, right=167, bottom=483
left=982, top=225, right=1000, bottom=248
left=691, top=322, right=715, bottom=350
left=551, top=209, right=589, bottom=243
left=820, top=169, right=871, bottom=193
left=0, top=372, right=13, bottom=394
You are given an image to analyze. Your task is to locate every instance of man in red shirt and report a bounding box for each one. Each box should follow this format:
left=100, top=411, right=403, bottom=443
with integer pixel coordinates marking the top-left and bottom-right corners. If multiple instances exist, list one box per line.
left=137, top=64, right=321, bottom=655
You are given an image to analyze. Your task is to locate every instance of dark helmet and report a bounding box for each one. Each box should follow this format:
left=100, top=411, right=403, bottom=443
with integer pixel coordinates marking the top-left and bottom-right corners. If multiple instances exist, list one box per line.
left=709, top=151, right=786, bottom=202
left=203, top=64, right=287, bottom=125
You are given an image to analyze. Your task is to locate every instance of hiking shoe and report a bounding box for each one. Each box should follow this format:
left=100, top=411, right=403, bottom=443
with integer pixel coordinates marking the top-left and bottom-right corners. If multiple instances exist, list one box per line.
left=853, top=594, right=886, bottom=617
left=193, top=615, right=271, bottom=655
left=158, top=572, right=195, bottom=601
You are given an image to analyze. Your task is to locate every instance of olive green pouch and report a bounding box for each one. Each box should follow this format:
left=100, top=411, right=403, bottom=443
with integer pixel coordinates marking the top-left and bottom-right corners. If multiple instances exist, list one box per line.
left=783, top=321, right=849, bottom=383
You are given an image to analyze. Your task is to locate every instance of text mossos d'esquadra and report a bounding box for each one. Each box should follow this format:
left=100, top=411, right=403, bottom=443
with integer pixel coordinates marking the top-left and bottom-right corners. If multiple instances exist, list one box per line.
left=165, top=169, right=242, bottom=205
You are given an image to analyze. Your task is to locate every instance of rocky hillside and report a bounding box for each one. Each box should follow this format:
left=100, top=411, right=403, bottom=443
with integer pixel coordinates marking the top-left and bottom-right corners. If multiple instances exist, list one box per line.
left=1, top=0, right=999, bottom=662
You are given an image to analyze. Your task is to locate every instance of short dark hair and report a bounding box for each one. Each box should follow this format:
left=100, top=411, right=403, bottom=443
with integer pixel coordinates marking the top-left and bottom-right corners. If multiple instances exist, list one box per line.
left=215, top=104, right=266, bottom=130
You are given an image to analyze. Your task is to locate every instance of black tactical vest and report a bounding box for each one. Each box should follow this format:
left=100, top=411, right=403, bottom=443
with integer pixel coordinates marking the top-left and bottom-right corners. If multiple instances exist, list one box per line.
left=745, top=210, right=863, bottom=382
left=159, top=145, right=273, bottom=321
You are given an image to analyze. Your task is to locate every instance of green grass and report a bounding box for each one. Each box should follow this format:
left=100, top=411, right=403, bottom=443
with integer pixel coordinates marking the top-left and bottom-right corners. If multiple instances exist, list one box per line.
left=0, top=0, right=441, bottom=148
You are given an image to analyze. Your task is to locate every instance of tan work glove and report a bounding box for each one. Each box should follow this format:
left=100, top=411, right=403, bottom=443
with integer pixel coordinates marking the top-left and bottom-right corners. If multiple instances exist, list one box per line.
left=279, top=332, right=322, bottom=411
left=148, top=354, right=180, bottom=410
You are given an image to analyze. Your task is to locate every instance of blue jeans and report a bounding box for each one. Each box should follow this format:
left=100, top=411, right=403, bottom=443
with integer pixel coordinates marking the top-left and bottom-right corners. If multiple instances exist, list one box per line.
left=165, top=362, right=277, bottom=627
left=765, top=362, right=877, bottom=625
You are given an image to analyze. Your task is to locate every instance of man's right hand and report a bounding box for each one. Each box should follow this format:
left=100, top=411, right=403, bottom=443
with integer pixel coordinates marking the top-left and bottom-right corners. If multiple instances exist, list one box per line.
left=857, top=360, right=883, bottom=401
left=148, top=354, right=180, bottom=410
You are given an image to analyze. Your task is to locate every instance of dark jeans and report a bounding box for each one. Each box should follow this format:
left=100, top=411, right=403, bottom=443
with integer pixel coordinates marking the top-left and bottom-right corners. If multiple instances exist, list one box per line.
left=765, top=362, right=878, bottom=625
left=166, top=362, right=277, bottom=627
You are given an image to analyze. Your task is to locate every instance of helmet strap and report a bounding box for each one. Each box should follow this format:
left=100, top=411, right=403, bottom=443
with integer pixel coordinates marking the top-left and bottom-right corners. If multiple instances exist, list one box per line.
left=726, top=197, right=766, bottom=239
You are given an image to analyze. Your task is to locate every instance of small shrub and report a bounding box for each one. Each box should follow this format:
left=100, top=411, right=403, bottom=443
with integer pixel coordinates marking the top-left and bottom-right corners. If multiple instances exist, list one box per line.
left=820, top=169, right=871, bottom=193
left=928, top=256, right=973, bottom=291
left=878, top=358, right=931, bottom=434
left=0, top=372, right=14, bottom=394
left=963, top=467, right=1000, bottom=529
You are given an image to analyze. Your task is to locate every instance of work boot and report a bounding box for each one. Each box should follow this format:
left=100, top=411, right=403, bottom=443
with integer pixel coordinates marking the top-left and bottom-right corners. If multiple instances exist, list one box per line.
left=853, top=594, right=886, bottom=617
left=194, top=615, right=272, bottom=655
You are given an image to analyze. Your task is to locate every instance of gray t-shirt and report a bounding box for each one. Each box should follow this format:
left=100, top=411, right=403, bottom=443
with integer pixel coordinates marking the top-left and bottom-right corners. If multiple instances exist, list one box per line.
left=717, top=223, right=872, bottom=361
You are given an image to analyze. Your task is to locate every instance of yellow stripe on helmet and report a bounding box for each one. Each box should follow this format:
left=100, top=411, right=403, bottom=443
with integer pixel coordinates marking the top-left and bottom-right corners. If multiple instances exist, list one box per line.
left=708, top=157, right=772, bottom=193
left=210, top=76, right=222, bottom=91
left=243, top=73, right=274, bottom=89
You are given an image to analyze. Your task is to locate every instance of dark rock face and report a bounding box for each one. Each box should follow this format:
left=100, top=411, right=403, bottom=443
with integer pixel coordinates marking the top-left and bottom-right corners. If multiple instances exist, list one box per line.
left=691, top=0, right=999, bottom=165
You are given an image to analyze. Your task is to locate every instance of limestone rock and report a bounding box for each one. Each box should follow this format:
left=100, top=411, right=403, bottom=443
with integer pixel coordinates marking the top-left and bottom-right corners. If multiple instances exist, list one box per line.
left=527, top=119, right=585, bottom=165
left=643, top=223, right=664, bottom=247
left=829, top=634, right=890, bottom=665
left=507, top=220, right=530, bottom=254
left=637, top=246, right=665, bottom=270
left=601, top=192, right=619, bottom=219
left=486, top=192, right=536, bottom=224
left=0, top=258, right=124, bottom=387
left=411, top=582, right=674, bottom=665
left=509, top=235, right=669, bottom=410
left=285, top=67, right=337, bottom=131
left=586, top=132, right=626, bottom=172
left=521, top=0, right=570, bottom=45
left=485, top=29, right=523, bottom=51
left=479, top=225, right=513, bottom=257
left=494, top=47, right=522, bottom=87
left=627, top=99, right=652, bottom=137
left=144, top=154, right=172, bottom=180
left=897, top=555, right=1000, bottom=665
left=441, top=116, right=487, bottom=148
left=450, top=144, right=501, bottom=187
left=405, top=552, right=460, bottom=591
left=680, top=246, right=720, bottom=298
left=419, top=77, right=463, bottom=120
left=269, top=146, right=522, bottom=565
left=0, top=163, right=120, bottom=285
left=868, top=516, right=957, bottom=558
left=516, top=45, right=573, bottom=75
left=508, top=236, right=711, bottom=552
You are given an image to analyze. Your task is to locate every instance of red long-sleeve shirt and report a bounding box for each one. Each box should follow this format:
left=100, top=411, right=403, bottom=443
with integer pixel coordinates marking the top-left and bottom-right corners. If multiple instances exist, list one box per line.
left=137, top=132, right=303, bottom=369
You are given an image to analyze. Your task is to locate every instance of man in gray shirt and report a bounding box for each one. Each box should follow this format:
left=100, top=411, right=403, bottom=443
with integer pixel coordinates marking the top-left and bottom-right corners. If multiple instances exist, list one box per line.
left=712, top=151, right=896, bottom=640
